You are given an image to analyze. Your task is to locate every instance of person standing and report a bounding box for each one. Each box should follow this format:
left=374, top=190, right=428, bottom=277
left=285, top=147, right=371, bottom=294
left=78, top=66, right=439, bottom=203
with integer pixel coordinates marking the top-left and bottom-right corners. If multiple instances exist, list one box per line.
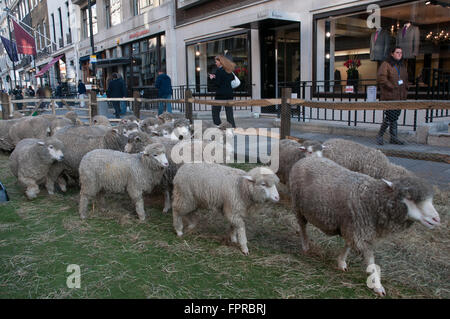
left=78, top=79, right=87, bottom=108
left=376, top=47, right=408, bottom=145
left=12, top=86, right=23, bottom=110
left=155, top=69, right=173, bottom=115
left=208, top=55, right=236, bottom=128
left=107, top=73, right=126, bottom=118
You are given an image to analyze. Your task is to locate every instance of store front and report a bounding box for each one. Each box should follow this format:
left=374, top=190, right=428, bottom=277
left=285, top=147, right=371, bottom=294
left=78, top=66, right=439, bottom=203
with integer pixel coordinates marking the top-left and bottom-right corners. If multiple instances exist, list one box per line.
left=313, top=0, right=450, bottom=98
left=186, top=30, right=251, bottom=96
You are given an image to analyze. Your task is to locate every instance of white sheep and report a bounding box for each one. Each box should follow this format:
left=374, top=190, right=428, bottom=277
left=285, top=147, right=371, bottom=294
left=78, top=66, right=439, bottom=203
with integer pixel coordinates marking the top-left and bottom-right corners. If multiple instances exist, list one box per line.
left=9, top=137, right=65, bottom=199
left=78, top=143, right=168, bottom=221
left=172, top=163, right=280, bottom=255
left=289, top=156, right=441, bottom=296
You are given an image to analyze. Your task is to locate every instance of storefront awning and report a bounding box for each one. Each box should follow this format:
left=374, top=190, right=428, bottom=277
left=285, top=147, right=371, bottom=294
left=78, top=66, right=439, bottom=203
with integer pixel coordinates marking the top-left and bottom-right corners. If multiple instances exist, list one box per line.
left=95, top=57, right=133, bottom=68
left=35, top=55, right=64, bottom=78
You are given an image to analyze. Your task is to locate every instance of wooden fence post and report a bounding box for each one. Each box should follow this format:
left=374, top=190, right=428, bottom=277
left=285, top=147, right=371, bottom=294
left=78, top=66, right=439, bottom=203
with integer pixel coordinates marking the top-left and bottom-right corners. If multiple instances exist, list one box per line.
left=89, top=91, right=98, bottom=121
left=280, top=87, right=292, bottom=140
left=133, top=90, right=141, bottom=119
left=185, top=89, right=193, bottom=123
left=1, top=92, right=10, bottom=119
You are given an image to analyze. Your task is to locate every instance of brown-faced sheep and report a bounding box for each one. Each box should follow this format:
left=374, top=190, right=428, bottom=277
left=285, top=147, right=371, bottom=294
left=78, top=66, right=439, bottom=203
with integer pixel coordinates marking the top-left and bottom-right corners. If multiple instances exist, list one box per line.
left=78, top=143, right=168, bottom=221
left=322, top=138, right=414, bottom=179
left=9, top=137, right=65, bottom=199
left=172, top=163, right=280, bottom=255
left=289, top=156, right=441, bottom=296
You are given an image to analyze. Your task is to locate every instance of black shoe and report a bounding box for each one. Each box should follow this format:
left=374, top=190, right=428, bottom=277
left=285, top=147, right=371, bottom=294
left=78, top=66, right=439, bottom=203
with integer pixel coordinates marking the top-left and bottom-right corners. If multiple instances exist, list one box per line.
left=390, top=137, right=404, bottom=145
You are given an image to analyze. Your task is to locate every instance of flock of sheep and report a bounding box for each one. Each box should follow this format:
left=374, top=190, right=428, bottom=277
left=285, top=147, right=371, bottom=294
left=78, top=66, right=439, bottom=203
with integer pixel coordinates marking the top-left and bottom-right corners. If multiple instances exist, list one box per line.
left=0, top=110, right=442, bottom=297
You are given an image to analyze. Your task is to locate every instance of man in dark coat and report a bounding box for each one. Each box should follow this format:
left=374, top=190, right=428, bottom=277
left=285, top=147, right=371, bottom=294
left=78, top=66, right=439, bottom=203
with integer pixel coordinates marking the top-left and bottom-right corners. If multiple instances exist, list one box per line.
left=155, top=69, right=173, bottom=115
left=78, top=80, right=87, bottom=107
left=106, top=73, right=126, bottom=118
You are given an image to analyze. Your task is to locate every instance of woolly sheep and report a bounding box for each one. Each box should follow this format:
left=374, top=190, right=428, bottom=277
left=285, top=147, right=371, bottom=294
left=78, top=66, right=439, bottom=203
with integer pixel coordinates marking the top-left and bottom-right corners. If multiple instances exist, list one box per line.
left=78, top=143, right=169, bottom=220
left=8, top=116, right=51, bottom=146
left=50, top=125, right=127, bottom=181
left=289, top=156, right=441, bottom=296
left=323, top=138, right=414, bottom=179
left=120, top=115, right=139, bottom=125
left=276, top=138, right=323, bottom=185
left=0, top=118, right=23, bottom=151
left=172, top=163, right=280, bottom=255
left=9, top=137, right=65, bottom=199
left=92, top=115, right=111, bottom=126
left=140, top=117, right=161, bottom=134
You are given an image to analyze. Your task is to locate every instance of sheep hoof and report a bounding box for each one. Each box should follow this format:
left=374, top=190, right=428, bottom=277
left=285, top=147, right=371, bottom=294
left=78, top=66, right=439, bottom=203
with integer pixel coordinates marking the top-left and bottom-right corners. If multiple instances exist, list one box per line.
left=374, top=286, right=386, bottom=297
left=338, top=261, right=348, bottom=272
left=162, top=207, right=170, bottom=214
left=176, top=231, right=183, bottom=237
left=241, top=248, right=249, bottom=256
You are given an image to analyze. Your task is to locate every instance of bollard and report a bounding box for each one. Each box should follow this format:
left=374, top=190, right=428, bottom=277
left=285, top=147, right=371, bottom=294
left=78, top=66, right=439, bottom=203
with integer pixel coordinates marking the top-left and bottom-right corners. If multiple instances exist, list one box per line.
left=280, top=88, right=292, bottom=139
left=185, top=89, right=193, bottom=124
left=133, top=90, right=141, bottom=119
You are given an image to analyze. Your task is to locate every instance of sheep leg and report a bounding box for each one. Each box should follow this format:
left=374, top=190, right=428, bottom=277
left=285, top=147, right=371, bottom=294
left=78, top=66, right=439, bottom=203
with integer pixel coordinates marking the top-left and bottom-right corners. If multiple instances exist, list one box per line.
left=79, top=193, right=90, bottom=219
left=20, top=177, right=40, bottom=200
left=162, top=190, right=171, bottom=214
left=360, top=247, right=386, bottom=297
left=96, top=192, right=106, bottom=211
left=228, top=213, right=249, bottom=256
left=57, top=176, right=67, bottom=192
left=133, top=197, right=146, bottom=221
left=337, top=245, right=351, bottom=271
left=296, top=214, right=310, bottom=253
left=172, top=208, right=184, bottom=236
left=45, top=177, right=55, bottom=195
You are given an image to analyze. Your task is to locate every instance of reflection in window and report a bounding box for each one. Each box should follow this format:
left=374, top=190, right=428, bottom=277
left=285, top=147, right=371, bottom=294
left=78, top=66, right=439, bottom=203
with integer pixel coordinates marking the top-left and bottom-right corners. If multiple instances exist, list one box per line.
left=187, top=33, right=249, bottom=93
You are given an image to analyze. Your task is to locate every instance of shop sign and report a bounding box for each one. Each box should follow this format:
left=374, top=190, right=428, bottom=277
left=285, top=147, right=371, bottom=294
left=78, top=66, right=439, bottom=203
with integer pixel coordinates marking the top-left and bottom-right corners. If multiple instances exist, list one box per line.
left=129, top=29, right=150, bottom=40
left=345, top=86, right=354, bottom=94
left=90, top=55, right=97, bottom=63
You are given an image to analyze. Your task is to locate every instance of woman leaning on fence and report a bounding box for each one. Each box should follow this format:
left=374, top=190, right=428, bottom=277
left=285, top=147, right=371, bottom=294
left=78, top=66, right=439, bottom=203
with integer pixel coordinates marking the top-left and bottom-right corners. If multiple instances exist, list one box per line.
left=376, top=46, right=408, bottom=145
left=208, top=55, right=237, bottom=128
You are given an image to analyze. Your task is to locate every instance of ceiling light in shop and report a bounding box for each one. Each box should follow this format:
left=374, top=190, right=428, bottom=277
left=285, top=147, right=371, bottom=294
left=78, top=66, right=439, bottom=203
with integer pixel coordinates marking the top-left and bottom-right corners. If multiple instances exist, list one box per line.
left=325, top=53, right=330, bottom=59
left=196, top=67, right=201, bottom=72
left=195, top=51, right=200, bottom=56
left=326, top=32, right=331, bottom=37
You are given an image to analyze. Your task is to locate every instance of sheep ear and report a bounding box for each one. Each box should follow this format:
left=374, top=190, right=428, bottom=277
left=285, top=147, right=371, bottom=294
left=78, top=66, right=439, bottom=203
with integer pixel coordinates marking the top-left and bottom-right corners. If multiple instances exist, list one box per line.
left=298, top=146, right=307, bottom=152
left=382, top=179, right=394, bottom=188
left=38, top=142, right=45, bottom=146
left=243, top=175, right=254, bottom=182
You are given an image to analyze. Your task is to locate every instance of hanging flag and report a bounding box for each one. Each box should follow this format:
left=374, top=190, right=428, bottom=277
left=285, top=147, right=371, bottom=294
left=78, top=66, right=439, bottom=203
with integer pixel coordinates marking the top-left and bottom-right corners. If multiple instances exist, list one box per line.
left=0, top=35, right=18, bottom=62
left=12, top=19, right=36, bottom=55
left=35, top=55, right=64, bottom=78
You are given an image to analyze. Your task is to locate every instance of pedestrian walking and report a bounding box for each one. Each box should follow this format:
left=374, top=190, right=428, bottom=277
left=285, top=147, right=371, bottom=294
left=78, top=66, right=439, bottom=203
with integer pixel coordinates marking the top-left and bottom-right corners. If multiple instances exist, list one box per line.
left=376, top=47, right=408, bottom=145
left=78, top=79, right=87, bottom=108
left=208, top=55, right=236, bottom=128
left=106, top=73, right=126, bottom=118
left=155, top=69, right=173, bottom=115
left=12, top=86, right=23, bottom=110
left=55, top=82, right=63, bottom=108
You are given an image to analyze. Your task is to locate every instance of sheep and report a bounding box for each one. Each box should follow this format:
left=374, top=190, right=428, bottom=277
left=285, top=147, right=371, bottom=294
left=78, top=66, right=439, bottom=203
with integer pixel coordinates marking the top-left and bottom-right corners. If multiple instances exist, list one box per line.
left=78, top=143, right=169, bottom=221
left=120, top=115, right=139, bottom=125
left=9, top=137, right=65, bottom=199
left=8, top=116, right=51, bottom=146
left=158, top=111, right=182, bottom=123
left=0, top=117, right=24, bottom=151
left=64, top=111, right=82, bottom=125
left=49, top=117, right=74, bottom=135
left=289, top=156, right=441, bottom=296
left=49, top=125, right=127, bottom=182
left=275, top=138, right=323, bottom=185
left=122, top=121, right=140, bottom=137
left=12, top=111, right=24, bottom=119
left=172, top=163, right=280, bottom=255
left=322, top=138, right=414, bottom=179
left=140, top=117, right=161, bottom=134
left=92, top=115, right=111, bottom=126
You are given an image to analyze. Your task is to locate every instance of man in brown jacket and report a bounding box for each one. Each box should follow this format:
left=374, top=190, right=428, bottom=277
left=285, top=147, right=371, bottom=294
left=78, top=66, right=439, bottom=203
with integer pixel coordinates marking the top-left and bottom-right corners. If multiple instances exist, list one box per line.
left=376, top=47, right=408, bottom=145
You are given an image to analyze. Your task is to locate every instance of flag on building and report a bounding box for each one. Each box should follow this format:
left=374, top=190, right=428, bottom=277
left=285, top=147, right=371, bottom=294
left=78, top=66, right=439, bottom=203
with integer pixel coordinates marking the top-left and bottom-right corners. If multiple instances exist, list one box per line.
left=12, top=19, right=36, bottom=56
left=0, top=35, right=19, bottom=62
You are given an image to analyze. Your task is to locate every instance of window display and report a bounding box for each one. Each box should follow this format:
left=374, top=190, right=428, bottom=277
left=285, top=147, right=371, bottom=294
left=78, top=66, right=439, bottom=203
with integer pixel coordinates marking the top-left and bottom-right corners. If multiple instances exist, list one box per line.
left=315, top=0, right=450, bottom=96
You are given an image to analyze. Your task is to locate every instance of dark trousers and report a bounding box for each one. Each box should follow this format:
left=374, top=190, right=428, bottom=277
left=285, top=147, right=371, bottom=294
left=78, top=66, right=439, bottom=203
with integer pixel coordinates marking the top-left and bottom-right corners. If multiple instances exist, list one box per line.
left=212, top=105, right=236, bottom=128
left=384, top=109, right=401, bottom=123
left=112, top=101, right=121, bottom=118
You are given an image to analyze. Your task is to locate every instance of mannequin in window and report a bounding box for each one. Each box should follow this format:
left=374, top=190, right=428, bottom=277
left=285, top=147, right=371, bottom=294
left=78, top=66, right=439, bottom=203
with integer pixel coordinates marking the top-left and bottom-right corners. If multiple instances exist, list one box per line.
left=396, top=21, right=420, bottom=59
left=370, top=27, right=391, bottom=61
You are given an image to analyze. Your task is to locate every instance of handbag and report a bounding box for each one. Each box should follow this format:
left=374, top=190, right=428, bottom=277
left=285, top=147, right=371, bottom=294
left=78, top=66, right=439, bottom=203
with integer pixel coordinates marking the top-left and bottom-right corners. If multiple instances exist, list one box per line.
left=231, top=72, right=241, bottom=89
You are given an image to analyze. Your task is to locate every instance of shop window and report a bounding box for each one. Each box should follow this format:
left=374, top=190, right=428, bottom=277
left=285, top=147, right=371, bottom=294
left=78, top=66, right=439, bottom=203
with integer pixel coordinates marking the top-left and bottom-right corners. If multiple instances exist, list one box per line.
left=314, top=0, right=450, bottom=95
left=82, top=3, right=97, bottom=39
left=186, top=32, right=250, bottom=94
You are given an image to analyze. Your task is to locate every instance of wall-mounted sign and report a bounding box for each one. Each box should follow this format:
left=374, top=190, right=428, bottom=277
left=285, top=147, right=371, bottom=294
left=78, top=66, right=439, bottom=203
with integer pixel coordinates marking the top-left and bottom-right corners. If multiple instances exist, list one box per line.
left=129, top=29, right=150, bottom=40
left=366, top=86, right=377, bottom=102
left=90, top=55, right=97, bottom=63
left=345, top=86, right=354, bottom=94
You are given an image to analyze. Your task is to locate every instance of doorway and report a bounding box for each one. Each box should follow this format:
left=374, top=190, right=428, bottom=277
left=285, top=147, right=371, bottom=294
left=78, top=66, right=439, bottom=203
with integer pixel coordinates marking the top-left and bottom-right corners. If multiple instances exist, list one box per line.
left=260, top=22, right=300, bottom=113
